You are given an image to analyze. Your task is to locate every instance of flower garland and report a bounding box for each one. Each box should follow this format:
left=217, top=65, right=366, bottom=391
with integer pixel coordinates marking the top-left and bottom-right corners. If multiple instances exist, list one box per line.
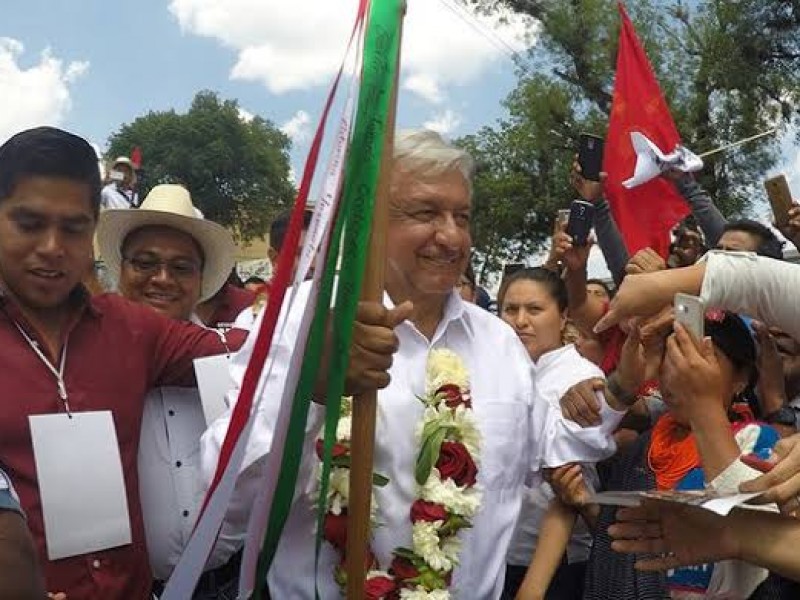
left=315, top=349, right=482, bottom=599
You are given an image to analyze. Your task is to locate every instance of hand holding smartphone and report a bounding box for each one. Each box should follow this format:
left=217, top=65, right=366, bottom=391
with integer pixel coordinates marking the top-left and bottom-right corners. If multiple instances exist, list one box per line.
left=577, top=133, right=604, bottom=182
left=765, top=174, right=795, bottom=227
left=566, top=200, right=595, bottom=246
left=674, top=293, right=705, bottom=340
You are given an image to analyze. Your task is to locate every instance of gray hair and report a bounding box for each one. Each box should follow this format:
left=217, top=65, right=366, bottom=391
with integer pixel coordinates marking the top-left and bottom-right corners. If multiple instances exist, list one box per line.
left=393, top=129, right=475, bottom=196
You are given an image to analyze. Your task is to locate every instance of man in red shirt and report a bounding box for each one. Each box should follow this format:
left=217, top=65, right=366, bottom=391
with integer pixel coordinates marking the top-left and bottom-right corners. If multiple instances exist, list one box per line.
left=0, top=126, right=244, bottom=598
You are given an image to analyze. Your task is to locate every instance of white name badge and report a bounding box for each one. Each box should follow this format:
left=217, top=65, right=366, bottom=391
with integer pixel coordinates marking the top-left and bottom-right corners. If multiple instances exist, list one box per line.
left=194, top=353, right=234, bottom=426
left=29, top=411, right=132, bottom=560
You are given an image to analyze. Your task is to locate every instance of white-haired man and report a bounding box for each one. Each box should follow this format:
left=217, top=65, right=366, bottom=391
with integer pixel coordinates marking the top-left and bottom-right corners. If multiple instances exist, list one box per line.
left=203, top=130, right=621, bottom=598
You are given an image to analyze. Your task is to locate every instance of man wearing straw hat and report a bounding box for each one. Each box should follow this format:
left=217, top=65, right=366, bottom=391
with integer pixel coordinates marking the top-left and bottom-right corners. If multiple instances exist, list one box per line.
left=97, top=183, right=245, bottom=598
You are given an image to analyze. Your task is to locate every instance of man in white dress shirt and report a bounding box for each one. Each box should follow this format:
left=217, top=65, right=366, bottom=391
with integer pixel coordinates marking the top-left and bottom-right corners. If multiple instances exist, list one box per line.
left=97, top=184, right=243, bottom=598
left=203, top=130, right=621, bottom=598
left=100, top=156, right=139, bottom=210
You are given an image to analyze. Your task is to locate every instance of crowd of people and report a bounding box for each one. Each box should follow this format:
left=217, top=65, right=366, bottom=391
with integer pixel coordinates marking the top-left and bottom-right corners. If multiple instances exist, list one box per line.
left=1, top=123, right=800, bottom=600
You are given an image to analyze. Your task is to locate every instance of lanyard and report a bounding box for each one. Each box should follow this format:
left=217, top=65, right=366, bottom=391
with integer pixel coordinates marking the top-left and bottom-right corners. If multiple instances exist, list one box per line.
left=14, top=322, right=71, bottom=416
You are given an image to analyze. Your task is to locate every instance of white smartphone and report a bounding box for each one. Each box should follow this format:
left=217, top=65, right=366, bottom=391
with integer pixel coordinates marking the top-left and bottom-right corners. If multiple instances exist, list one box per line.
left=109, top=169, right=125, bottom=182
left=674, top=293, right=705, bottom=340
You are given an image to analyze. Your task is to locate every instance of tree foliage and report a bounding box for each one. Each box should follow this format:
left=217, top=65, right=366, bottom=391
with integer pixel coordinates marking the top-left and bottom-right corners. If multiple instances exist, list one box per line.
left=459, top=0, right=800, bottom=276
left=107, top=91, right=295, bottom=241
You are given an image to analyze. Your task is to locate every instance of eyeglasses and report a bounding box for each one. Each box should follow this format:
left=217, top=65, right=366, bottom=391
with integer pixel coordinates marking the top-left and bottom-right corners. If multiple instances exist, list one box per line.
left=122, top=256, right=202, bottom=279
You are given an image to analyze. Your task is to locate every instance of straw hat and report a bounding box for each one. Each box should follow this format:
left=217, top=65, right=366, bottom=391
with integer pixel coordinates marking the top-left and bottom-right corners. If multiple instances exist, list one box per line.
left=112, top=156, right=134, bottom=169
left=96, top=184, right=236, bottom=301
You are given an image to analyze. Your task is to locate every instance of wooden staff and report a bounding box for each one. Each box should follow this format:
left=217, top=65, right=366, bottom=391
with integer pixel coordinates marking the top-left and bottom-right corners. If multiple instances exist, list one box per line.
left=345, top=3, right=406, bottom=598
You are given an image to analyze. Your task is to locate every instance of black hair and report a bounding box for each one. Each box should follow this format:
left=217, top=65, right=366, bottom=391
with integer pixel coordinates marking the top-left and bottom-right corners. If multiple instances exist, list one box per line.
left=498, top=267, right=567, bottom=313
left=0, top=127, right=102, bottom=217
left=244, top=276, right=265, bottom=286
left=269, top=209, right=313, bottom=253
left=462, top=263, right=476, bottom=288
left=706, top=312, right=757, bottom=384
left=722, top=219, right=784, bottom=260
left=586, top=278, right=615, bottom=299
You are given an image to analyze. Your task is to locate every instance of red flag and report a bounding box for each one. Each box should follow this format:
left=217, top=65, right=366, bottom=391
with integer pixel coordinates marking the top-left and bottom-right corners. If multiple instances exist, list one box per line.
left=603, top=2, right=689, bottom=257
left=131, top=146, right=142, bottom=169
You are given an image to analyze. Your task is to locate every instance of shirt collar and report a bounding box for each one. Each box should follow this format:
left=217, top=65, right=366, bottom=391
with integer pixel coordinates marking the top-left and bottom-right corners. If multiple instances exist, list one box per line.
left=531, top=343, right=572, bottom=373
left=0, top=284, right=103, bottom=321
left=385, top=289, right=475, bottom=339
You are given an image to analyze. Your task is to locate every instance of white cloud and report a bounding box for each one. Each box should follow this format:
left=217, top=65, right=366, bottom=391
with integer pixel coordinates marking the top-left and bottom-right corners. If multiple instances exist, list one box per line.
left=280, top=109, right=311, bottom=143
left=238, top=107, right=255, bottom=122
left=423, top=109, right=462, bottom=135
left=0, top=38, right=88, bottom=143
left=169, top=0, right=536, bottom=103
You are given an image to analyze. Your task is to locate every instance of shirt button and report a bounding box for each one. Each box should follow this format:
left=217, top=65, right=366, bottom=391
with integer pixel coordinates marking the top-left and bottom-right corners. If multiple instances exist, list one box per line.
left=176, top=461, right=182, bottom=468
left=92, top=559, right=101, bottom=569
left=182, top=510, right=190, bottom=517
left=168, top=410, right=175, bottom=416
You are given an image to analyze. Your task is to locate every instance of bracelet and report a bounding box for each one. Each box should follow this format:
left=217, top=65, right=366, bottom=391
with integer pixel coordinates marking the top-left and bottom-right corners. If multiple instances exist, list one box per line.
left=606, top=372, right=637, bottom=407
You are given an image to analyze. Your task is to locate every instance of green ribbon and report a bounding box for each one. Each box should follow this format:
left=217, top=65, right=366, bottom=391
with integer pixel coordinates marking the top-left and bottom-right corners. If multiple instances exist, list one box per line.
left=250, top=0, right=403, bottom=597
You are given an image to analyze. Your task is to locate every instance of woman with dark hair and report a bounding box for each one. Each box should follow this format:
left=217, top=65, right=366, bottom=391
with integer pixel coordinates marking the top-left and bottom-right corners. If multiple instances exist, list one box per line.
left=579, top=312, right=789, bottom=599
left=498, top=268, right=624, bottom=600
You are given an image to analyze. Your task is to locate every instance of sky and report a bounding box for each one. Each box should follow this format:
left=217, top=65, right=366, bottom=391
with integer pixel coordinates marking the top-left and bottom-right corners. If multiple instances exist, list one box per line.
left=1, top=0, right=798, bottom=281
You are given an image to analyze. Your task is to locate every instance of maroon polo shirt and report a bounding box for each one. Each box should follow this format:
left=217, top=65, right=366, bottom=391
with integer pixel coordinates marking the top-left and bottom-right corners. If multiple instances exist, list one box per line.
left=206, top=283, right=256, bottom=328
left=0, top=289, right=244, bottom=599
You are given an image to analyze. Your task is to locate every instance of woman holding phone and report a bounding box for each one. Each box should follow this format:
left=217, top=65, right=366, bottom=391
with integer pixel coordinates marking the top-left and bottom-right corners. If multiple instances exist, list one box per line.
left=579, top=312, right=789, bottom=599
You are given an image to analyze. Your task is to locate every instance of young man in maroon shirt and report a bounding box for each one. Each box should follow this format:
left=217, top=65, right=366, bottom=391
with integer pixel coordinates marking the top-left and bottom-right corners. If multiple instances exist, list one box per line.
left=0, top=127, right=246, bottom=599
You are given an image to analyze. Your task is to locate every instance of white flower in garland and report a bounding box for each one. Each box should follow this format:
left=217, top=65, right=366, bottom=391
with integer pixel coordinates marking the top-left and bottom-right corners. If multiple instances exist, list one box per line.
left=327, top=467, right=350, bottom=515
left=336, top=414, right=352, bottom=442
left=412, top=521, right=453, bottom=571
left=426, top=348, right=470, bottom=394
left=400, top=588, right=450, bottom=599
left=419, top=473, right=482, bottom=518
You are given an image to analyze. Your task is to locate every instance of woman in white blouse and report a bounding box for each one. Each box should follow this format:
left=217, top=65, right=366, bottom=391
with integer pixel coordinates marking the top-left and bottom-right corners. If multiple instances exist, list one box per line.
left=498, top=267, right=614, bottom=600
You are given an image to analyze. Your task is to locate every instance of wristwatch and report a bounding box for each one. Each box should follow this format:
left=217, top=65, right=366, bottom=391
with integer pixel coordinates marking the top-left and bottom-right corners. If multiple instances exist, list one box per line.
left=764, top=406, right=799, bottom=429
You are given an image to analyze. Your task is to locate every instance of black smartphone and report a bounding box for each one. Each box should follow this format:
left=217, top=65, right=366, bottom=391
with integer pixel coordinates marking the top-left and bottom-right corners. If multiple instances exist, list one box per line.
left=578, top=133, right=604, bottom=181
left=566, top=200, right=595, bottom=246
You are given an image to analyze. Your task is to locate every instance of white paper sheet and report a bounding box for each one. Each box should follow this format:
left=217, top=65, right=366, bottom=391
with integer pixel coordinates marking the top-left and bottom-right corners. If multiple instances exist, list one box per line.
left=29, top=411, right=131, bottom=560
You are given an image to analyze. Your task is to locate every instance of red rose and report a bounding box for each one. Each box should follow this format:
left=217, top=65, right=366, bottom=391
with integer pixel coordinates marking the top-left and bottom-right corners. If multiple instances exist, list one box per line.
left=364, top=575, right=397, bottom=599
left=436, top=441, right=478, bottom=486
left=410, top=499, right=448, bottom=523
left=390, top=556, right=421, bottom=582
left=437, top=384, right=472, bottom=409
left=315, top=439, right=349, bottom=460
left=323, top=512, right=348, bottom=549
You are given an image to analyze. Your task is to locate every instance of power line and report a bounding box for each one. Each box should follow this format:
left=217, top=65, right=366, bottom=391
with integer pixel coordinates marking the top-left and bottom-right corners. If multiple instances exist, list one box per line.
left=435, top=0, right=532, bottom=74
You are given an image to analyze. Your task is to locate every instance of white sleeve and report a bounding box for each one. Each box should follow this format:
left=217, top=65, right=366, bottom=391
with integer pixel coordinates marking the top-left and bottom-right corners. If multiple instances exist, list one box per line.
left=700, top=251, right=800, bottom=340
left=529, top=353, right=624, bottom=471
left=533, top=392, right=625, bottom=470
left=201, top=284, right=323, bottom=566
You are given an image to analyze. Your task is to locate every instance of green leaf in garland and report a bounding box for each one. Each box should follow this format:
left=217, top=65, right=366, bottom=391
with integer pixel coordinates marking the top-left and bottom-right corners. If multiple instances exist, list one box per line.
left=415, top=427, right=448, bottom=485
left=372, top=473, right=389, bottom=487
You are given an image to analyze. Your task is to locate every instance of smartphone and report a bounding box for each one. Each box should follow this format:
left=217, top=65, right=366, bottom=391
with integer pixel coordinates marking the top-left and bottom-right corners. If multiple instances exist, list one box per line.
left=674, top=293, right=705, bottom=340
left=764, top=174, right=794, bottom=227
left=557, top=208, right=571, bottom=229
left=502, top=262, right=526, bottom=278
left=109, top=169, right=125, bottom=182
left=578, top=133, right=604, bottom=181
left=566, top=200, right=595, bottom=246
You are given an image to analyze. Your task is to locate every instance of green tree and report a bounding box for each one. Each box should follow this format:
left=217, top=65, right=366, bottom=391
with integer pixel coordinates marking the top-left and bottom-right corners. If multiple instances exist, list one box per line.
left=107, top=91, right=295, bottom=241
left=460, top=0, right=800, bottom=275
